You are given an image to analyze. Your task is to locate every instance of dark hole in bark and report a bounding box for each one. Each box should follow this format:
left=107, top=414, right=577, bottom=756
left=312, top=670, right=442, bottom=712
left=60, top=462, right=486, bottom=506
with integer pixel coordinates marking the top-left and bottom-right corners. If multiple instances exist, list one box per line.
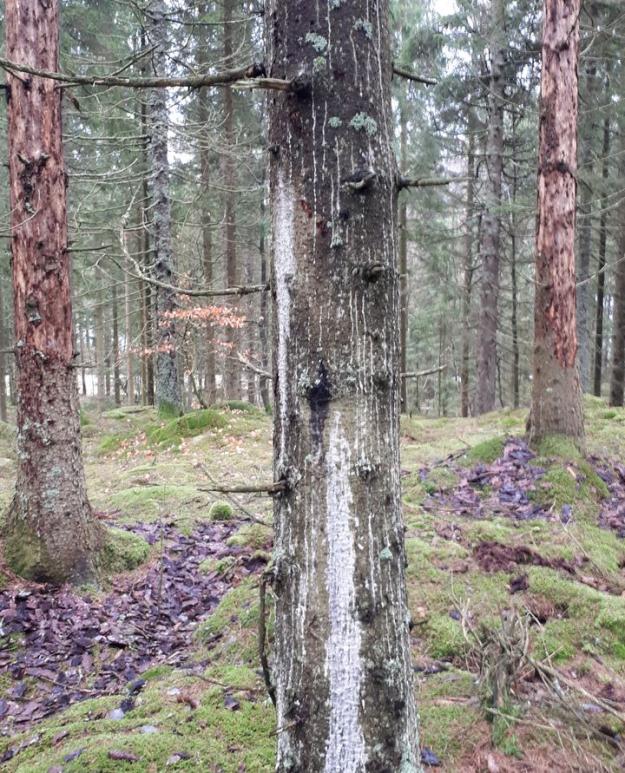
left=307, top=360, right=331, bottom=447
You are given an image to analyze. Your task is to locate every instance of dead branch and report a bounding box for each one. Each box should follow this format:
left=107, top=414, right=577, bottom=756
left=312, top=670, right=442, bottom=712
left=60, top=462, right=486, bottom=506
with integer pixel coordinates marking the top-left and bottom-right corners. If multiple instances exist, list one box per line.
left=392, top=64, right=437, bottom=86
left=402, top=365, right=448, bottom=379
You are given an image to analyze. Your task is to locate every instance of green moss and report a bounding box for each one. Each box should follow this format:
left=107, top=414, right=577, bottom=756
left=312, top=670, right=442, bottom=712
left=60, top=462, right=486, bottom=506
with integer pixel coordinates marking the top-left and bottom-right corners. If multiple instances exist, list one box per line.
left=217, top=400, right=263, bottom=414
left=536, top=435, right=582, bottom=461
left=80, top=409, right=92, bottom=426
left=199, top=556, right=236, bottom=576
left=602, top=410, right=618, bottom=420
left=208, top=501, right=234, bottom=521
left=100, top=528, right=150, bottom=574
left=196, top=579, right=261, bottom=651
left=532, top=459, right=608, bottom=512
left=110, top=485, right=198, bottom=519
left=418, top=703, right=482, bottom=764
left=226, top=523, right=271, bottom=550
left=98, top=432, right=132, bottom=455
left=147, top=409, right=227, bottom=448
left=463, top=437, right=505, bottom=465
left=424, top=614, right=469, bottom=660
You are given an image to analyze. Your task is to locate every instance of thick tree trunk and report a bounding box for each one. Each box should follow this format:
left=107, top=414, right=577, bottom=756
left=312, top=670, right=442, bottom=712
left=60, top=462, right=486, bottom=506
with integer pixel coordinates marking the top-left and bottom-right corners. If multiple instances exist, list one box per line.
left=267, top=2, right=419, bottom=770
left=461, top=110, right=477, bottom=418
left=576, top=63, right=597, bottom=392
left=222, top=0, right=239, bottom=400
left=593, top=112, right=610, bottom=398
left=147, top=1, right=181, bottom=415
left=528, top=0, right=584, bottom=447
left=2, top=0, right=102, bottom=584
left=112, top=280, right=121, bottom=406
left=474, top=0, right=505, bottom=415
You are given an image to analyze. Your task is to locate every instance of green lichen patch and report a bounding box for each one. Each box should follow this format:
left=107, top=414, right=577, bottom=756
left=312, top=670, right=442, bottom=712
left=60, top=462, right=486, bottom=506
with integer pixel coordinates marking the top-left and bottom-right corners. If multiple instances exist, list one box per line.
left=349, top=112, right=378, bottom=136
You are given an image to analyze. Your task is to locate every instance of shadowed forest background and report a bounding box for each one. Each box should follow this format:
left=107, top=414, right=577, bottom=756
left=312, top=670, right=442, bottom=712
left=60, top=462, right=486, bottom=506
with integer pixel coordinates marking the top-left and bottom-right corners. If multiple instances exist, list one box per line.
left=1, top=0, right=625, bottom=771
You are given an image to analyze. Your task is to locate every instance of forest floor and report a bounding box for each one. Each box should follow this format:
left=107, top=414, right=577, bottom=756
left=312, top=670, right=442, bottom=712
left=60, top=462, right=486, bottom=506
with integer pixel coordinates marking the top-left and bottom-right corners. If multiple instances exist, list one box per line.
left=1, top=397, right=625, bottom=770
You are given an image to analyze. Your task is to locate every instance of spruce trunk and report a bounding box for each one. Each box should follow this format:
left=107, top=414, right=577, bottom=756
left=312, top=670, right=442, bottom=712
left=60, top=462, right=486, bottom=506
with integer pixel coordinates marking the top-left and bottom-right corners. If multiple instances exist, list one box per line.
left=3, top=0, right=102, bottom=584
left=268, top=2, right=419, bottom=769
left=528, top=0, right=584, bottom=446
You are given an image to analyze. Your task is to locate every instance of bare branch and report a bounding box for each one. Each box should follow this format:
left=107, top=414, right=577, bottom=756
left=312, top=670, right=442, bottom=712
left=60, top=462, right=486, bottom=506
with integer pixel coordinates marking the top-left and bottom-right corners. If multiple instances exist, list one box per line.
left=401, top=365, right=447, bottom=379
left=392, top=64, right=437, bottom=86
left=398, top=176, right=467, bottom=191
left=0, top=57, right=265, bottom=90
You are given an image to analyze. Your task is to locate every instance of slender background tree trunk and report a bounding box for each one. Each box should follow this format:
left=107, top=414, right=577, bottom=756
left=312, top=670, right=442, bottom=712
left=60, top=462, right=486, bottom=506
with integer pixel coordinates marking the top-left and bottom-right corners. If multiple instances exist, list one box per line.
left=474, top=0, right=505, bottom=415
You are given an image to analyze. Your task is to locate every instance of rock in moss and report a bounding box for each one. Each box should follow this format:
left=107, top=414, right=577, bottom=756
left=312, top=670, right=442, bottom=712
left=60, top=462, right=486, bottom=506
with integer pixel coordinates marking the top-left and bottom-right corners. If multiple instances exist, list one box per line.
left=209, top=501, right=234, bottom=521
left=100, top=528, right=150, bottom=574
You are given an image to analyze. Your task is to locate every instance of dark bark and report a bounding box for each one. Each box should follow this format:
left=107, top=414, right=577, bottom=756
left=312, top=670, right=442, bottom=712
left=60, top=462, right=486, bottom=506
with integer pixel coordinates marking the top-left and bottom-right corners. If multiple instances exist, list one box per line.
left=197, top=0, right=216, bottom=405
left=147, top=1, right=182, bottom=415
left=511, top=117, right=520, bottom=409
left=609, top=113, right=625, bottom=406
left=593, top=113, right=610, bottom=397
left=474, top=0, right=505, bottom=415
left=528, top=0, right=584, bottom=447
left=2, top=0, right=103, bottom=584
left=112, top=280, right=121, bottom=406
left=222, top=0, right=240, bottom=400
left=267, top=1, right=419, bottom=769
left=461, top=110, right=477, bottom=417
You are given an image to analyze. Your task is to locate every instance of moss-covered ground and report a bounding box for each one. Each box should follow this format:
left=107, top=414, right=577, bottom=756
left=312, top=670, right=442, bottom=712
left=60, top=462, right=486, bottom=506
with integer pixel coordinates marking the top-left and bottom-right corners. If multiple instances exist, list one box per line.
left=1, top=397, right=625, bottom=770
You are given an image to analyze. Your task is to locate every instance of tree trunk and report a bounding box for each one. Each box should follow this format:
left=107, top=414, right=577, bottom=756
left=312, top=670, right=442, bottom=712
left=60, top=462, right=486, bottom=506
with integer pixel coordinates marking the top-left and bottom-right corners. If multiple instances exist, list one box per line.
left=222, top=0, right=239, bottom=400
left=112, top=280, right=121, bottom=406
left=0, top=278, right=8, bottom=423
left=609, top=111, right=625, bottom=406
left=197, top=0, right=216, bottom=405
left=258, top=187, right=271, bottom=413
left=95, top=265, right=106, bottom=404
left=2, top=0, right=103, bottom=584
left=510, top=117, right=520, bottom=409
left=124, top=249, right=135, bottom=405
left=461, top=110, right=477, bottom=417
left=146, top=1, right=181, bottom=415
left=593, top=112, right=610, bottom=398
left=267, top=3, right=419, bottom=770
left=576, top=62, right=597, bottom=392
left=399, top=106, right=409, bottom=412
left=528, top=0, right=584, bottom=447
left=474, top=0, right=505, bottom=415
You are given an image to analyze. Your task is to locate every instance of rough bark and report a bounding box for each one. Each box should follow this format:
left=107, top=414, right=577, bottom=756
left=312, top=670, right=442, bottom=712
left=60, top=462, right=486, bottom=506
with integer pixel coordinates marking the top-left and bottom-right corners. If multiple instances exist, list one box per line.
left=474, top=0, right=505, bottom=415
left=95, top=265, right=106, bottom=403
left=528, top=0, right=584, bottom=447
left=399, top=106, right=409, bottom=413
left=511, top=117, right=520, bottom=409
left=593, top=112, right=610, bottom=398
left=0, top=278, right=8, bottom=423
left=124, top=249, right=135, bottom=405
left=576, top=63, right=597, bottom=392
left=222, top=0, right=240, bottom=400
left=197, top=0, right=216, bottom=405
left=2, top=0, right=103, bottom=584
left=609, top=120, right=625, bottom=406
left=258, top=186, right=271, bottom=413
left=267, top=2, right=419, bottom=770
left=146, top=1, right=182, bottom=415
left=461, top=110, right=477, bottom=418
left=112, top=280, right=121, bottom=406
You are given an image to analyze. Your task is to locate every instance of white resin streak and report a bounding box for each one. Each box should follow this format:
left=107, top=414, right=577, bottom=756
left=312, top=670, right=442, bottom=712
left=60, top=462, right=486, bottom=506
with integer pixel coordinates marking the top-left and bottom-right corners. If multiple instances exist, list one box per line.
left=274, top=170, right=296, bottom=469
left=324, top=413, right=366, bottom=772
